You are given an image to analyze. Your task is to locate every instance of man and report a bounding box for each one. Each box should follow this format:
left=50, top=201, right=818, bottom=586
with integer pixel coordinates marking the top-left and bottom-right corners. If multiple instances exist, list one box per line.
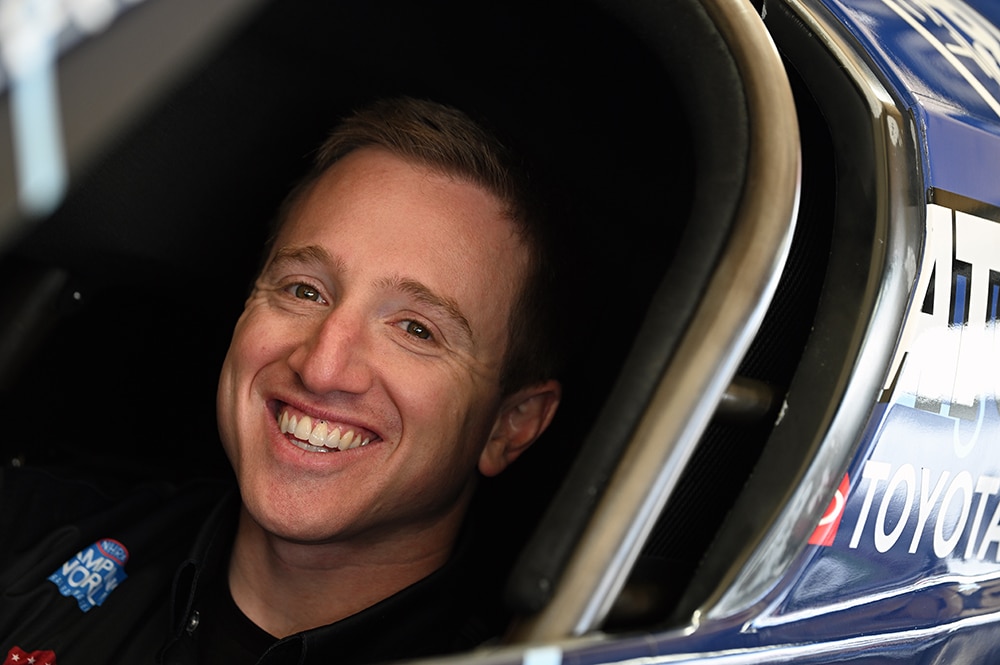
left=0, top=97, right=562, bottom=664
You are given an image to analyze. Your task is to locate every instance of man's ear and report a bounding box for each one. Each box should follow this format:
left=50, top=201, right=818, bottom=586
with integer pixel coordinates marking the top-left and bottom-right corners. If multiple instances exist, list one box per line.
left=479, top=380, right=561, bottom=477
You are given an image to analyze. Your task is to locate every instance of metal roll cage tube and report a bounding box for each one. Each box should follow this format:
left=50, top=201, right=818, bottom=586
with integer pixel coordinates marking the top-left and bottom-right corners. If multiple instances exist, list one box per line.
left=508, top=0, right=801, bottom=643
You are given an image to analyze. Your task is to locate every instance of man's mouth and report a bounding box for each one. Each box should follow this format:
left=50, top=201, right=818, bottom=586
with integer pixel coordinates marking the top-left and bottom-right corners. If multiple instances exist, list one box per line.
left=278, top=409, right=374, bottom=453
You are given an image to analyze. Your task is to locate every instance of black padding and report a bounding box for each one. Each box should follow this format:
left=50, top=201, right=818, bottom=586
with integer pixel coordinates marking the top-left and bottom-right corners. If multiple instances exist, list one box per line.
left=504, top=0, right=750, bottom=614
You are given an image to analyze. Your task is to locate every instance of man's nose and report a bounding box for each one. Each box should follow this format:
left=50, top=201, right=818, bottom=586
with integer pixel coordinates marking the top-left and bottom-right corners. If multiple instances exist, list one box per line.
left=286, top=307, right=374, bottom=395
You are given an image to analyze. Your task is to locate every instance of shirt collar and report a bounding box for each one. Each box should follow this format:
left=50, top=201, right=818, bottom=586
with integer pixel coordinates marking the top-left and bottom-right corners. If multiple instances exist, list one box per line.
left=169, top=485, right=240, bottom=637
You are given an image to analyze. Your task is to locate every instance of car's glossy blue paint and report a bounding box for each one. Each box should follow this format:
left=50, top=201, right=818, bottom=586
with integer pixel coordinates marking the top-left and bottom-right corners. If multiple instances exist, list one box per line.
left=823, top=0, right=1000, bottom=208
left=772, top=0, right=1000, bottom=658
left=671, top=0, right=1000, bottom=660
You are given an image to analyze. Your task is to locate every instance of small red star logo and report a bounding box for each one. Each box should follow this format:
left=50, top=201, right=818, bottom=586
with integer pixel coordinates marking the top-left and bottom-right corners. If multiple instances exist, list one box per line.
left=5, top=647, right=56, bottom=665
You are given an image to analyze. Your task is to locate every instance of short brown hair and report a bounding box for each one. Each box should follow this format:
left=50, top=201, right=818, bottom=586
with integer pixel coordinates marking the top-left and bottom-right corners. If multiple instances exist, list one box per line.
left=270, top=96, right=560, bottom=394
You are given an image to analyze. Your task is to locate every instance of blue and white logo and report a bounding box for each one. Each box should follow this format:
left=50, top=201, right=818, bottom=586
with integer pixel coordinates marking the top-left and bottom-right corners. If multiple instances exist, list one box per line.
left=47, top=538, right=129, bottom=612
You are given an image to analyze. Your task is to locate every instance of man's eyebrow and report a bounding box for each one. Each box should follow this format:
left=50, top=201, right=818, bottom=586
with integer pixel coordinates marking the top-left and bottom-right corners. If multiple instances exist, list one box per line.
left=266, top=245, right=344, bottom=273
left=378, top=276, right=474, bottom=343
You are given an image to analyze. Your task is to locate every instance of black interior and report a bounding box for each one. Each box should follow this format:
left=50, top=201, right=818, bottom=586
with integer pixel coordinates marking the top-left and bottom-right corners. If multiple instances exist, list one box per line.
left=2, top=0, right=684, bottom=465
left=504, top=0, right=753, bottom=617
left=0, top=0, right=690, bottom=625
left=0, top=0, right=833, bottom=639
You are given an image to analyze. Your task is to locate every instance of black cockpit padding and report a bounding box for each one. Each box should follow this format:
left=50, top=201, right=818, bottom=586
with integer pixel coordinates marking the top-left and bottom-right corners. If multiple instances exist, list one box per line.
left=504, top=0, right=750, bottom=614
left=0, top=0, right=745, bottom=620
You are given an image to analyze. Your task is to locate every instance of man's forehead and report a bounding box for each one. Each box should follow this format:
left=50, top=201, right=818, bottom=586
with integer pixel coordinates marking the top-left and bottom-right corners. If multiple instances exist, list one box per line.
left=273, top=148, right=528, bottom=335
left=267, top=243, right=342, bottom=272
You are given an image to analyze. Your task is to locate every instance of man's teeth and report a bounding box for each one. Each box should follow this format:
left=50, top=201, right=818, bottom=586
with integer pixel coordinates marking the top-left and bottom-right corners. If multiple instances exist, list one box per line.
left=279, top=411, right=371, bottom=451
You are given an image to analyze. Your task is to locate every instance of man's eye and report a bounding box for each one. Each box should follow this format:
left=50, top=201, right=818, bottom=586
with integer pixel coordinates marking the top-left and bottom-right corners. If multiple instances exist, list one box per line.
left=402, top=320, right=432, bottom=340
left=290, top=283, right=324, bottom=302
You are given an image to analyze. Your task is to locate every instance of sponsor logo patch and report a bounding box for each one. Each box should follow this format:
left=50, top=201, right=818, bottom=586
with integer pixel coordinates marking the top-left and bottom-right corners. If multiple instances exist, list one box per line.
left=47, top=538, right=129, bottom=612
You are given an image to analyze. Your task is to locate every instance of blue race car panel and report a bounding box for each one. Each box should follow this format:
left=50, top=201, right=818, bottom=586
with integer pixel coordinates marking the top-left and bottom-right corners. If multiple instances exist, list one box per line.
left=823, top=0, right=1000, bottom=209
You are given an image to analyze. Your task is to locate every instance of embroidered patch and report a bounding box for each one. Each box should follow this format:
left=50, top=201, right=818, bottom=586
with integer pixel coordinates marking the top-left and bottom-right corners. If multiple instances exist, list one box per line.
left=4, top=646, right=57, bottom=664
left=47, top=538, right=129, bottom=612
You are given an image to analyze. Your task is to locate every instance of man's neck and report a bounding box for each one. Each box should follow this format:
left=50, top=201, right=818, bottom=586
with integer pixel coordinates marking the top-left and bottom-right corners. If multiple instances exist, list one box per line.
left=226, top=507, right=457, bottom=638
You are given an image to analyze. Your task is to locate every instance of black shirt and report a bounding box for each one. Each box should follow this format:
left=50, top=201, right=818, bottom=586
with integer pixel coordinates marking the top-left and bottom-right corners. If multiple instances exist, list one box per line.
left=0, top=466, right=503, bottom=665
left=195, top=572, right=276, bottom=664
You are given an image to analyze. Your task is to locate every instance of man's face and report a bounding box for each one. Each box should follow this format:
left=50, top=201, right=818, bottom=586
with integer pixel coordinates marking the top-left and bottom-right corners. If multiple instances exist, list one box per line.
left=217, top=148, right=529, bottom=549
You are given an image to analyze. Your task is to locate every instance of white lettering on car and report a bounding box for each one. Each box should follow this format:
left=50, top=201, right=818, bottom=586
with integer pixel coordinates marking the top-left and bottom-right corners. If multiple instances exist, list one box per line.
left=848, top=460, right=1000, bottom=560
left=884, top=204, right=1000, bottom=458
left=884, top=0, right=1000, bottom=118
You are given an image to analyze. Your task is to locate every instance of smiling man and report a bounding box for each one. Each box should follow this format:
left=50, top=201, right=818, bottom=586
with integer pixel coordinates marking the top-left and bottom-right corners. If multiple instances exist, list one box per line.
left=0, top=97, right=563, bottom=665
left=215, top=99, right=562, bottom=647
